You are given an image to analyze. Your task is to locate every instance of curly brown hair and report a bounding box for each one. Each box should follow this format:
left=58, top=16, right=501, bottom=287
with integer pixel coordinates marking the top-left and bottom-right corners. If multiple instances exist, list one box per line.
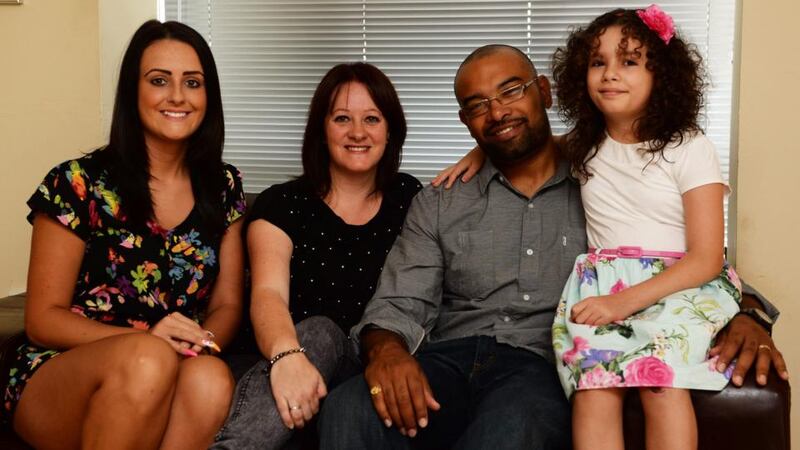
left=552, top=8, right=706, bottom=179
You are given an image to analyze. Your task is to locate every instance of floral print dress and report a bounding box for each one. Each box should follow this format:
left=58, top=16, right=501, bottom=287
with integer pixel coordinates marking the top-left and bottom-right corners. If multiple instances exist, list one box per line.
left=552, top=253, right=742, bottom=398
left=2, top=154, right=246, bottom=418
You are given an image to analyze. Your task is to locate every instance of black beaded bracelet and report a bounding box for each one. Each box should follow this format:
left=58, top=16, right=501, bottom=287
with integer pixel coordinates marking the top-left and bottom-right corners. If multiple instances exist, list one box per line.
left=268, top=347, right=306, bottom=370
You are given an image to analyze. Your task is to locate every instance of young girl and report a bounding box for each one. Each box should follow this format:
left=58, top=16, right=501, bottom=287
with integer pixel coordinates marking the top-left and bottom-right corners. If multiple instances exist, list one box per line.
left=549, top=5, right=741, bottom=450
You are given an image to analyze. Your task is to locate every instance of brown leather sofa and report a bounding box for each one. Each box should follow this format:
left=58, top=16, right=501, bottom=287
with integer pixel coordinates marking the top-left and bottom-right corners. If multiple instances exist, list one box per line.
left=0, top=291, right=792, bottom=450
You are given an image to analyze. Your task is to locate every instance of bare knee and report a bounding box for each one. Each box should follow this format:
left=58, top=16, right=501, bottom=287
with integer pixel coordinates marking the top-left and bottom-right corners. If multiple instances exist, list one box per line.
left=106, top=333, right=179, bottom=400
left=176, top=356, right=234, bottom=420
left=639, top=387, right=691, bottom=404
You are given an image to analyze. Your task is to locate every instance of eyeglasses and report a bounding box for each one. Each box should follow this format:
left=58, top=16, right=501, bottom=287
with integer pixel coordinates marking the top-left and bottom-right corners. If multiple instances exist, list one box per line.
left=459, top=80, right=536, bottom=119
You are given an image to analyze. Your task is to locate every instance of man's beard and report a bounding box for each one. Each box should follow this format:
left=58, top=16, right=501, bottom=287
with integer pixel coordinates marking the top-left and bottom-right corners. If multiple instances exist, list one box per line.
left=480, top=114, right=552, bottom=167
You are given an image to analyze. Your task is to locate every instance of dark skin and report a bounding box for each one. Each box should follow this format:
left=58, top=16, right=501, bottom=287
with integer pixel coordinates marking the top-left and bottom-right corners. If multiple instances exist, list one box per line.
left=362, top=297, right=788, bottom=438
left=710, top=294, right=789, bottom=386
left=361, top=48, right=789, bottom=439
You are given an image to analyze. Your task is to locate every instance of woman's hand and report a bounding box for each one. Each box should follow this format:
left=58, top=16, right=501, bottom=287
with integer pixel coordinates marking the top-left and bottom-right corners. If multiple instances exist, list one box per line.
left=431, top=145, right=485, bottom=189
left=269, top=353, right=327, bottom=429
left=149, top=312, right=217, bottom=357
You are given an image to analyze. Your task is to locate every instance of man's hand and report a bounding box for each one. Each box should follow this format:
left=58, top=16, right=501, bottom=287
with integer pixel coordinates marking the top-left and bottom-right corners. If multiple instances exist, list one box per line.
left=362, top=329, right=440, bottom=438
left=709, top=294, right=789, bottom=386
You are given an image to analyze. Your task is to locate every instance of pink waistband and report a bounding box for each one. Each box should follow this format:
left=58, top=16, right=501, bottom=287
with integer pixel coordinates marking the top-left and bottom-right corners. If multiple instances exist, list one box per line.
left=588, top=246, right=685, bottom=259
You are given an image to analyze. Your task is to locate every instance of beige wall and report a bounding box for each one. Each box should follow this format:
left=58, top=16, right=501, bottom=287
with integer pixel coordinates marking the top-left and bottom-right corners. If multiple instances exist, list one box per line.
left=0, top=0, right=155, bottom=297
left=0, top=0, right=102, bottom=296
left=735, top=0, right=799, bottom=446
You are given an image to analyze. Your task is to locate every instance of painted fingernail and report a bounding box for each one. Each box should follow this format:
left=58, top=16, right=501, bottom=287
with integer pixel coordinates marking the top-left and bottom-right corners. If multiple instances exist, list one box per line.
left=757, top=375, right=767, bottom=385
left=716, top=363, right=726, bottom=372
left=408, top=428, right=417, bottom=438
left=418, top=418, right=428, bottom=428
left=384, top=419, right=392, bottom=428
left=733, top=375, right=743, bottom=385
left=202, top=339, right=221, bottom=353
left=181, top=348, right=198, bottom=357
left=399, top=428, right=407, bottom=436
left=782, top=371, right=790, bottom=379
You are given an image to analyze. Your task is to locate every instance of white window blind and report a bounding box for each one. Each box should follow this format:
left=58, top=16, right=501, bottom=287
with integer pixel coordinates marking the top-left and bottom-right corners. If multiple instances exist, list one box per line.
left=162, top=0, right=736, bottom=198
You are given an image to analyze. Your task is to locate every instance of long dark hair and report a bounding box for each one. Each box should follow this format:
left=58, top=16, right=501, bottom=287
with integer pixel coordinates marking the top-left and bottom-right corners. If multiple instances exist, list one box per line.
left=552, top=8, right=705, bottom=179
left=96, top=20, right=226, bottom=235
left=299, top=63, right=406, bottom=197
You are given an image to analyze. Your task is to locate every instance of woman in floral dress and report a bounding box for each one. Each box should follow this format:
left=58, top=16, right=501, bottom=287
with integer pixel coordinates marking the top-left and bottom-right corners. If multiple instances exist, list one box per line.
left=3, top=21, right=245, bottom=450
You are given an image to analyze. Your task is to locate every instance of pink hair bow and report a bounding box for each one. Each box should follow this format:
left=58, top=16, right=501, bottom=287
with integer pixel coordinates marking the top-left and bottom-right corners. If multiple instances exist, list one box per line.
left=636, top=4, right=675, bottom=45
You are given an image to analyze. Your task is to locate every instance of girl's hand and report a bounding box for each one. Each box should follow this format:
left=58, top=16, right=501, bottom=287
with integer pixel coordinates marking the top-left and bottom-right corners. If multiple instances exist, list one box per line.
left=431, top=145, right=485, bottom=189
left=149, top=312, right=218, bottom=357
left=570, top=295, right=637, bottom=326
left=269, top=353, right=328, bottom=430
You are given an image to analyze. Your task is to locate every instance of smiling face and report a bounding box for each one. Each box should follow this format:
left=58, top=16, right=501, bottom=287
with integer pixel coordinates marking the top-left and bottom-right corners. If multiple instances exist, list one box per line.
left=586, top=25, right=654, bottom=134
left=138, top=39, right=207, bottom=151
left=455, top=49, right=553, bottom=166
left=324, top=81, right=388, bottom=178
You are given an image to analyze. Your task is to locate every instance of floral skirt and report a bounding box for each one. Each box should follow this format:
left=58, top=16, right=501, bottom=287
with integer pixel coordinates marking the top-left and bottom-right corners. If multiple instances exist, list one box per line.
left=552, top=252, right=741, bottom=398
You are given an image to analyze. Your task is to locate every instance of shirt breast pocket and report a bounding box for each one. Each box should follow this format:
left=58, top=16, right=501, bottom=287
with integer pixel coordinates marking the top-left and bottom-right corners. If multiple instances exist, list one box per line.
left=443, top=230, right=495, bottom=299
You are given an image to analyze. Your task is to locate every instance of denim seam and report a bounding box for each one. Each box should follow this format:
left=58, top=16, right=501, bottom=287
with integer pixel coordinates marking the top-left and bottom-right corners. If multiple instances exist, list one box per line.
left=226, top=363, right=258, bottom=424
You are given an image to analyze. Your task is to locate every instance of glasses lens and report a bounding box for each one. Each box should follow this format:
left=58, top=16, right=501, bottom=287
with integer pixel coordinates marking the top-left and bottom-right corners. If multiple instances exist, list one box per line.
left=497, top=84, right=526, bottom=105
left=463, top=103, right=487, bottom=118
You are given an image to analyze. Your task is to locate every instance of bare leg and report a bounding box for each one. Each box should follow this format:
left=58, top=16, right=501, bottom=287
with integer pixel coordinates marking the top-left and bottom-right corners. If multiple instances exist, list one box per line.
left=639, top=388, right=697, bottom=450
left=572, top=388, right=625, bottom=450
left=159, top=355, right=235, bottom=450
left=13, top=333, right=179, bottom=450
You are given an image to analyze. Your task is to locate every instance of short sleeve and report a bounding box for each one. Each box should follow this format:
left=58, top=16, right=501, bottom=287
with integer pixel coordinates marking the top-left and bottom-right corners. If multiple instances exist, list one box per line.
left=395, top=172, right=424, bottom=208
left=245, top=182, right=297, bottom=237
left=27, top=159, right=92, bottom=241
left=222, top=163, right=247, bottom=227
left=670, top=134, right=729, bottom=195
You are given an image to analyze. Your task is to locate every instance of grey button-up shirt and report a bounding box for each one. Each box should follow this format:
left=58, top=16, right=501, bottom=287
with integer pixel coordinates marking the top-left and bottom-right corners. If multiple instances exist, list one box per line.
left=352, top=158, right=586, bottom=362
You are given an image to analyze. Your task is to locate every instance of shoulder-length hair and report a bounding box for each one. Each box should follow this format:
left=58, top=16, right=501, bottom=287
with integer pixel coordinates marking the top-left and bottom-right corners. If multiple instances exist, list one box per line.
left=96, top=20, right=226, bottom=235
left=299, top=62, right=406, bottom=197
left=552, top=8, right=705, bottom=179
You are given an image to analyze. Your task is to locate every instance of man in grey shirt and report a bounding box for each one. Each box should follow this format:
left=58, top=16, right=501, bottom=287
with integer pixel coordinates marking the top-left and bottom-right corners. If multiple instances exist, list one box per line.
left=318, top=45, right=786, bottom=450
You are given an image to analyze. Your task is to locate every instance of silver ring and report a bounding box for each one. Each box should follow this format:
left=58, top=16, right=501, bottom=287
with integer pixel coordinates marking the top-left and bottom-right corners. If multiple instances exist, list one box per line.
left=758, top=344, right=772, bottom=352
left=289, top=405, right=301, bottom=411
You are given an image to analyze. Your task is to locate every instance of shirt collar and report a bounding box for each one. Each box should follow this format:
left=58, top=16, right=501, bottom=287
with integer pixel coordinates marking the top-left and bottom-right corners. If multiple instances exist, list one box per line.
left=477, top=154, right=572, bottom=195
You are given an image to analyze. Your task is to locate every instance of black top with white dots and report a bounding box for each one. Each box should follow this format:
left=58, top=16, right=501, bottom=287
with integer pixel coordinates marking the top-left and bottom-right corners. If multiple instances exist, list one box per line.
left=247, top=173, right=422, bottom=332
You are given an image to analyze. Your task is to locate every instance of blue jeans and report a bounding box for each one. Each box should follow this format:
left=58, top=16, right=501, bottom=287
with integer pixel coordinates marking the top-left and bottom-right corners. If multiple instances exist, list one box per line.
left=319, top=336, right=572, bottom=450
left=211, top=316, right=361, bottom=450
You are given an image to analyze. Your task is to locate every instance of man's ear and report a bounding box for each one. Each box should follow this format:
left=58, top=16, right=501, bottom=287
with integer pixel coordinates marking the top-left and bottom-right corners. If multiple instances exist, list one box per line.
left=536, top=75, right=553, bottom=109
left=458, top=109, right=468, bottom=126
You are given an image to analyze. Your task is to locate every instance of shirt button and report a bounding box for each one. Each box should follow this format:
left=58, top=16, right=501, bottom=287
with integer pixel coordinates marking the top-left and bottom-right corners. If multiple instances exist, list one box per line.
left=522, top=294, right=530, bottom=301
left=526, top=249, right=533, bottom=256
left=527, top=203, right=534, bottom=209
left=502, top=316, right=511, bottom=322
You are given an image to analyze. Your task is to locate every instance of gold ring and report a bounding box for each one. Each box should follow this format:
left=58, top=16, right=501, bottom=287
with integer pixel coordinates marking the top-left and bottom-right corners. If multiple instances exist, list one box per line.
left=758, top=344, right=772, bottom=352
left=370, top=385, right=383, bottom=396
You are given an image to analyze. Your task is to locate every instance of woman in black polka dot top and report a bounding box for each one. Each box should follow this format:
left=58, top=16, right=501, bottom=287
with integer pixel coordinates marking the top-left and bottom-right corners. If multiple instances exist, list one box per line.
left=212, top=63, right=422, bottom=448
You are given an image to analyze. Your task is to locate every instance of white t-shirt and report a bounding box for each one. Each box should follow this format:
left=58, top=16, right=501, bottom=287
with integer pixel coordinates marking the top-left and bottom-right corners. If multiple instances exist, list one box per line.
left=582, top=132, right=728, bottom=252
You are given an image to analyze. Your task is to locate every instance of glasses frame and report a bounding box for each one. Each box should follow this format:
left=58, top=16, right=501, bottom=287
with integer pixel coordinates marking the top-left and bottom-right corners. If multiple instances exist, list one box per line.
left=460, top=79, right=536, bottom=119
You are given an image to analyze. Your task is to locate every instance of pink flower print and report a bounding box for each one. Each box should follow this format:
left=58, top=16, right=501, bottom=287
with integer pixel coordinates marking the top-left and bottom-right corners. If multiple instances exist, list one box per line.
left=609, top=279, right=628, bottom=294
left=624, top=356, right=674, bottom=387
left=726, top=266, right=742, bottom=292
left=586, top=253, right=599, bottom=265
left=578, top=365, right=623, bottom=389
left=562, top=336, right=590, bottom=366
left=89, top=199, right=100, bottom=228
